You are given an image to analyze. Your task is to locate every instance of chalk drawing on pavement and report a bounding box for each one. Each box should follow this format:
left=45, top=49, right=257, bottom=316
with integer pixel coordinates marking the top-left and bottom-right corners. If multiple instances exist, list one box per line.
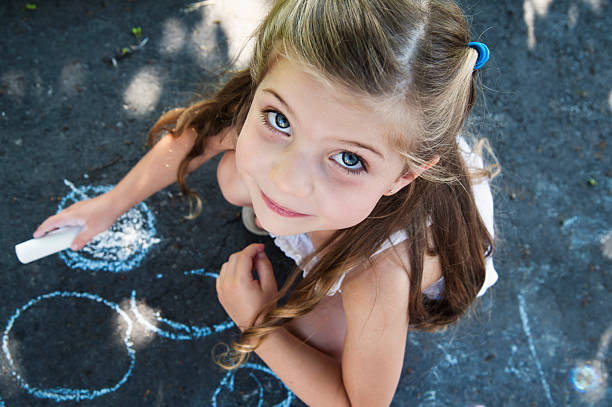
left=58, top=180, right=160, bottom=272
left=517, top=293, right=554, bottom=407
left=1, top=291, right=135, bottom=401
left=570, top=324, right=611, bottom=403
left=212, top=362, right=294, bottom=407
left=130, top=270, right=234, bottom=341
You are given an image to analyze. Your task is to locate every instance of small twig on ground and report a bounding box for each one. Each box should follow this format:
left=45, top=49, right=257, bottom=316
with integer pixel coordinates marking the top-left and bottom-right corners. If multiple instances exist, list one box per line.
left=102, top=37, right=149, bottom=67
left=83, top=154, right=122, bottom=176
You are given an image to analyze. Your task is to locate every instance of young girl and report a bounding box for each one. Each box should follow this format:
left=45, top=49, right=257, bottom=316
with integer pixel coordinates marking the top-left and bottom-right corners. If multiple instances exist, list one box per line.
left=34, top=0, right=498, bottom=404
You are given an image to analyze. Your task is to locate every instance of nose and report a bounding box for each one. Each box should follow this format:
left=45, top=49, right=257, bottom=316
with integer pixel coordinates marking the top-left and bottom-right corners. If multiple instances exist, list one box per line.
left=269, top=144, right=314, bottom=198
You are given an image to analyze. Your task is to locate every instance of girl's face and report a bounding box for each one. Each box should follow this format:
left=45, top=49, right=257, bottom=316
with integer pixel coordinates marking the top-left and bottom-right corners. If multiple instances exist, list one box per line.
left=236, top=58, right=415, bottom=236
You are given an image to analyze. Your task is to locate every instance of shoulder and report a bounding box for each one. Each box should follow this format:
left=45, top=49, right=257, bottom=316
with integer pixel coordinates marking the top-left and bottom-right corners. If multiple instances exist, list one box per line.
left=342, top=240, right=442, bottom=303
left=216, top=149, right=252, bottom=207
left=341, top=245, right=411, bottom=314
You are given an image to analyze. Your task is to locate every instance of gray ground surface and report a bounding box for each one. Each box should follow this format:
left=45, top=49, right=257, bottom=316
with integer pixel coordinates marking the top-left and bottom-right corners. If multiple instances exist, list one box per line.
left=0, top=0, right=610, bottom=406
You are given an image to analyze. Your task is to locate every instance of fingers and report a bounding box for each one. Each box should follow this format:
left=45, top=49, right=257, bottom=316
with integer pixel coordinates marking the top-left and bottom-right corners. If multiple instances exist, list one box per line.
left=70, top=227, right=98, bottom=251
left=254, top=251, right=277, bottom=293
left=218, top=243, right=275, bottom=292
left=235, top=243, right=265, bottom=283
left=33, top=214, right=83, bottom=238
left=33, top=216, right=63, bottom=238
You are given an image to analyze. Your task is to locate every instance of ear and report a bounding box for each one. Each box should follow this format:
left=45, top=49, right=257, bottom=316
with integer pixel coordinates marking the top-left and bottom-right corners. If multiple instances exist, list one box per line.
left=383, top=155, right=439, bottom=196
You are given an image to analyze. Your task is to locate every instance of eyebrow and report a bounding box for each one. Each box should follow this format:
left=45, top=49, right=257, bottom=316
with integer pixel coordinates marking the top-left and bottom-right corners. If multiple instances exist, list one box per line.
left=338, top=140, right=384, bottom=159
left=262, top=88, right=294, bottom=117
left=262, top=88, right=384, bottom=159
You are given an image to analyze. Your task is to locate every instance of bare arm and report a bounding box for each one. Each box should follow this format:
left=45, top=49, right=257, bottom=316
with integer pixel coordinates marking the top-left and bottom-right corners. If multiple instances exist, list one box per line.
left=106, top=127, right=235, bottom=215
left=217, top=244, right=351, bottom=406
left=253, top=248, right=411, bottom=406
left=255, top=328, right=351, bottom=406
left=34, top=127, right=236, bottom=247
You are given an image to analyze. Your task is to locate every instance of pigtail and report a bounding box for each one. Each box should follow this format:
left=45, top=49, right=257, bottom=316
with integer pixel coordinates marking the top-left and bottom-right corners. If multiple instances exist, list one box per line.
left=147, top=69, right=255, bottom=217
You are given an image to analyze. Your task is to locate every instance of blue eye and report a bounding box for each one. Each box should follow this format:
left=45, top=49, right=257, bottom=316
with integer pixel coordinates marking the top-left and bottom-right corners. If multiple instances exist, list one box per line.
left=331, top=152, right=365, bottom=174
left=266, top=111, right=291, bottom=134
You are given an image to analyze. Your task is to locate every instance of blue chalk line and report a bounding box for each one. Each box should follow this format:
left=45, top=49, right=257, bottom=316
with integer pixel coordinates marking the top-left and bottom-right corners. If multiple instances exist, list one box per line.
left=248, top=372, right=265, bottom=407
left=184, top=268, right=218, bottom=278
left=517, top=294, right=554, bottom=407
left=2, top=291, right=136, bottom=401
left=212, top=363, right=295, bottom=407
left=58, top=181, right=160, bottom=272
left=130, top=279, right=233, bottom=341
left=129, top=269, right=232, bottom=341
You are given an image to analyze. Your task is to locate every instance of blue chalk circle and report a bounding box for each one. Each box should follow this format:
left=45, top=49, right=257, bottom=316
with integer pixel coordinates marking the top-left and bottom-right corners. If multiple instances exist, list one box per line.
left=212, top=363, right=295, bottom=407
left=130, top=269, right=233, bottom=340
left=1, top=291, right=136, bottom=402
left=570, top=365, right=598, bottom=393
left=58, top=180, right=160, bottom=272
left=570, top=361, right=607, bottom=395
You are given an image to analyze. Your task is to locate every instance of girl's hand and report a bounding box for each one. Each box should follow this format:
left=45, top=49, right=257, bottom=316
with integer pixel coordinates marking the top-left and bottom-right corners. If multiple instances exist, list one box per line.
left=216, top=243, right=278, bottom=331
left=33, top=192, right=121, bottom=251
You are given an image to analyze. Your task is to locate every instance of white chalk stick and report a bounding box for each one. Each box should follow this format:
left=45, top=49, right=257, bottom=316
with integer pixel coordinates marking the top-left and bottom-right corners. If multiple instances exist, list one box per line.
left=15, top=226, right=83, bottom=264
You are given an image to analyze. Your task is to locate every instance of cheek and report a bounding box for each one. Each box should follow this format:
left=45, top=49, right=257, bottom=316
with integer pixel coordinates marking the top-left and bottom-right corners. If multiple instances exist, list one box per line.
left=321, top=186, right=383, bottom=228
left=235, top=117, right=265, bottom=174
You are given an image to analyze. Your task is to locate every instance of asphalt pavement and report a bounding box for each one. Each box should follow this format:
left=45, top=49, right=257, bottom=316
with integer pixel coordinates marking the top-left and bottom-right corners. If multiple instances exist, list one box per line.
left=0, top=0, right=610, bottom=406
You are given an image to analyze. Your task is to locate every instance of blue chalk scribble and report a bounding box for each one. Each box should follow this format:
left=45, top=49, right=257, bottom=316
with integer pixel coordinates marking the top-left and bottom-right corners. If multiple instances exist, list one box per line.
left=212, top=362, right=294, bottom=407
left=130, top=269, right=233, bottom=340
left=1, top=291, right=136, bottom=401
left=0, top=394, right=4, bottom=407
left=58, top=180, right=160, bottom=272
left=184, top=268, right=211, bottom=276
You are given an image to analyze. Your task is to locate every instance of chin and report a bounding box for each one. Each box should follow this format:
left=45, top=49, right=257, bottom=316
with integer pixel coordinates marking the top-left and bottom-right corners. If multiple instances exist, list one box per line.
left=260, top=221, right=307, bottom=237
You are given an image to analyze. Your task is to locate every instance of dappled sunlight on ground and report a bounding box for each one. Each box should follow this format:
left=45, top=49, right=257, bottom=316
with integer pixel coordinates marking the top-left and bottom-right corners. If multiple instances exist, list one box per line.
left=186, top=0, right=271, bottom=69
left=1, top=329, right=24, bottom=396
left=523, top=0, right=608, bottom=48
left=188, top=6, right=227, bottom=69
left=117, top=298, right=157, bottom=351
left=123, top=66, right=163, bottom=116
left=523, top=0, right=554, bottom=49
left=59, top=61, right=87, bottom=97
left=1, top=70, right=25, bottom=102
left=583, top=0, right=606, bottom=11
left=202, top=0, right=272, bottom=68
left=159, top=18, right=187, bottom=56
left=601, top=231, right=612, bottom=260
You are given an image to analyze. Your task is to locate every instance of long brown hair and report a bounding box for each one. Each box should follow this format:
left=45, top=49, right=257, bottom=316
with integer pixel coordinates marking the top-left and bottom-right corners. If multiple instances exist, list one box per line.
left=149, top=0, right=496, bottom=368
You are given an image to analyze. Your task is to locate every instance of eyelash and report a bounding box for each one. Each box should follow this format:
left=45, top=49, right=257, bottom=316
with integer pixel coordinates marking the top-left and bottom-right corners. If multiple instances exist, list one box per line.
left=336, top=154, right=368, bottom=175
left=259, top=109, right=368, bottom=175
left=261, top=109, right=289, bottom=135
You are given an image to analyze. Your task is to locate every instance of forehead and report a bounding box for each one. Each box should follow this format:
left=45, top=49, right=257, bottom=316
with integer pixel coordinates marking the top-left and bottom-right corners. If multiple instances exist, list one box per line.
left=257, top=57, right=412, bottom=151
left=258, top=53, right=422, bottom=153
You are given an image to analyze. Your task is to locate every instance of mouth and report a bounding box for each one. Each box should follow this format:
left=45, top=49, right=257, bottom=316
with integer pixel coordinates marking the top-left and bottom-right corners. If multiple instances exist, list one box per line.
left=260, top=191, right=309, bottom=217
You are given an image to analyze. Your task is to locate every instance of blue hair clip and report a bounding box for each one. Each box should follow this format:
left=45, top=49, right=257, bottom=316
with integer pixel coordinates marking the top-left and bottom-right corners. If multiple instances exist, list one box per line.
left=468, top=42, right=490, bottom=70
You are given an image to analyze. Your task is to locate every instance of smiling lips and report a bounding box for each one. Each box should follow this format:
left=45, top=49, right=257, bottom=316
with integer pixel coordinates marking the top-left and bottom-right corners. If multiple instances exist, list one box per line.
left=261, top=191, right=309, bottom=217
